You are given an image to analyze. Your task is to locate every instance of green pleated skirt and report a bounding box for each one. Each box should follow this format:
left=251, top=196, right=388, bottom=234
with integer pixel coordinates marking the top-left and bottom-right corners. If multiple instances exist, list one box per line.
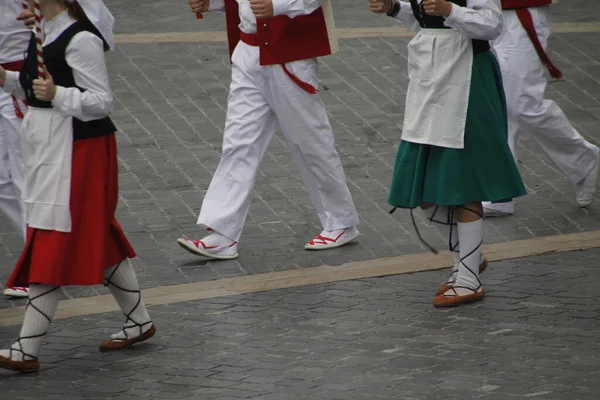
left=388, top=51, right=527, bottom=209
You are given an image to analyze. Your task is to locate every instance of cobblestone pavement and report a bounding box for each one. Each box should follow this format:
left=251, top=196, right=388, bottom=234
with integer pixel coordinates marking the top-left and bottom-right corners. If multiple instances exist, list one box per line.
left=1, top=249, right=599, bottom=399
left=2, top=1, right=600, bottom=305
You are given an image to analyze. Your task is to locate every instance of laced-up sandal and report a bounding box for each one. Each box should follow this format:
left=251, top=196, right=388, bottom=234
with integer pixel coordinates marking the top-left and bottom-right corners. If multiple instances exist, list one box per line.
left=0, top=286, right=60, bottom=372
left=435, top=256, right=488, bottom=296
left=433, top=285, right=485, bottom=307
left=99, top=322, right=156, bottom=351
left=0, top=344, right=40, bottom=373
left=99, top=264, right=156, bottom=351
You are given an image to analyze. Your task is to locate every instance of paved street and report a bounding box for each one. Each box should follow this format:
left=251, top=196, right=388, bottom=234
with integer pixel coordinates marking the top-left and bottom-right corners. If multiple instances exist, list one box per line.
left=1, top=250, right=599, bottom=399
left=1, top=0, right=600, bottom=398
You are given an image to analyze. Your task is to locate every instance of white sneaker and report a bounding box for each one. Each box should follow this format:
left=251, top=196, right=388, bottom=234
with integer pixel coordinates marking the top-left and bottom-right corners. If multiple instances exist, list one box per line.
left=482, top=201, right=514, bottom=217
left=305, top=226, right=359, bottom=250
left=3, top=287, right=29, bottom=298
left=576, top=152, right=599, bottom=207
left=177, top=231, right=239, bottom=260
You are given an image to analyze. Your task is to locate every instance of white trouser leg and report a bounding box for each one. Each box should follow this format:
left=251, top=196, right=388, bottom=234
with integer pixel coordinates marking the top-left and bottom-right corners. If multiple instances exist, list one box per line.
left=0, top=93, right=25, bottom=238
left=262, top=57, right=359, bottom=231
left=494, top=8, right=598, bottom=185
left=197, top=43, right=278, bottom=242
left=0, top=284, right=60, bottom=361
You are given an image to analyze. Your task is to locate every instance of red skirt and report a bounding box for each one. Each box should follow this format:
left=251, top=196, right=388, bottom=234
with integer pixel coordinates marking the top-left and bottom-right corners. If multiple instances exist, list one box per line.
left=7, top=133, right=136, bottom=287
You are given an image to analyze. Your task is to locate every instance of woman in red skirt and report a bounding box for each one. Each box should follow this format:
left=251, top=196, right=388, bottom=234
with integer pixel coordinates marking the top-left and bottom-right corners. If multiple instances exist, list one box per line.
left=0, top=0, right=155, bottom=372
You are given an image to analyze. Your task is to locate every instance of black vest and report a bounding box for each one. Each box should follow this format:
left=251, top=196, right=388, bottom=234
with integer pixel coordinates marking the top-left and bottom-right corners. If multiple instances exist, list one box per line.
left=20, top=20, right=116, bottom=140
left=408, top=0, right=490, bottom=53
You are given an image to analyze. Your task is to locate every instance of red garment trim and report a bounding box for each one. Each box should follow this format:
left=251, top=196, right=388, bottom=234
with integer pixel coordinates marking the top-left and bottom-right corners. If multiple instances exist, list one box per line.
left=515, top=8, right=563, bottom=79
left=240, top=32, right=318, bottom=94
left=11, top=96, right=25, bottom=119
left=501, top=0, right=551, bottom=9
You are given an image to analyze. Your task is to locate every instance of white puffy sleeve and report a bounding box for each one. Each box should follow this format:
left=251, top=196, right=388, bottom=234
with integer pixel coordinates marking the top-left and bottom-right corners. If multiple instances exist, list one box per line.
left=51, top=31, right=114, bottom=121
left=443, top=0, right=503, bottom=40
left=392, top=2, right=422, bottom=32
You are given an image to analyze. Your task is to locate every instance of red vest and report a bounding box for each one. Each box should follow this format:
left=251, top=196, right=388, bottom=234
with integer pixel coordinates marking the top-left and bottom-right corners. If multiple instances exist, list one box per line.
left=501, top=0, right=552, bottom=9
left=223, top=0, right=338, bottom=65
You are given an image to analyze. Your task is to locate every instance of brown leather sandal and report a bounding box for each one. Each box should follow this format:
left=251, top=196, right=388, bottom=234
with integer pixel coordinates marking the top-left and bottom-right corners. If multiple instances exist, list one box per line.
left=433, top=286, right=485, bottom=307
left=0, top=347, right=40, bottom=373
left=99, top=323, right=156, bottom=351
left=435, top=257, right=488, bottom=296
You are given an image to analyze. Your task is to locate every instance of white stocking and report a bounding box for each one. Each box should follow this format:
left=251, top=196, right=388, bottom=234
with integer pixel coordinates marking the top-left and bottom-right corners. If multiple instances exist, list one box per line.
left=0, top=284, right=60, bottom=361
left=455, top=218, right=484, bottom=291
left=423, top=205, right=460, bottom=283
left=104, top=262, right=152, bottom=340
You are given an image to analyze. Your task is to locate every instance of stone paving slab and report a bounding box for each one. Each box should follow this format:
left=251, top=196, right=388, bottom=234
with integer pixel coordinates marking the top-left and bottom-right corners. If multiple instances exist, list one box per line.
left=0, top=249, right=599, bottom=399
left=2, top=1, right=600, bottom=307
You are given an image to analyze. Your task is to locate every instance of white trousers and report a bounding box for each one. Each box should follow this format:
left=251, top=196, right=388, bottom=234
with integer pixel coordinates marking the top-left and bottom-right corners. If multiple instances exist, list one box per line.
left=198, top=42, right=359, bottom=242
left=0, top=90, right=25, bottom=238
left=493, top=7, right=598, bottom=185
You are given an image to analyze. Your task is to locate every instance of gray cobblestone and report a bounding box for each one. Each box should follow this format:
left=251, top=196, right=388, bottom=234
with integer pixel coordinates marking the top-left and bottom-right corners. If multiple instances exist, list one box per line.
left=3, top=250, right=599, bottom=398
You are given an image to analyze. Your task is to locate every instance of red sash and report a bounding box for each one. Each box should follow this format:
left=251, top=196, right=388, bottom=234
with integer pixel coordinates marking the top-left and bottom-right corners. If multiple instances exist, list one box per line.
left=500, top=1, right=562, bottom=79
left=501, top=0, right=552, bottom=8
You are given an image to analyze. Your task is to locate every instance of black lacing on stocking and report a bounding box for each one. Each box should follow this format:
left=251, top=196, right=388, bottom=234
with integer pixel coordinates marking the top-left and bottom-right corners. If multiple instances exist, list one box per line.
left=103, top=262, right=152, bottom=341
left=10, top=286, right=60, bottom=361
left=448, top=205, right=485, bottom=294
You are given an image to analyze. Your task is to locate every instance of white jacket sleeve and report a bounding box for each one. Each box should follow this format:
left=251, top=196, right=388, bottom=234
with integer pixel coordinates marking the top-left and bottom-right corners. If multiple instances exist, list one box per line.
left=443, top=0, right=503, bottom=41
left=51, top=32, right=114, bottom=121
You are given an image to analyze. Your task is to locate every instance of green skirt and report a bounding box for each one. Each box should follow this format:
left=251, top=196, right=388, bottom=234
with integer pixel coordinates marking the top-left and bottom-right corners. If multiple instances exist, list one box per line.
left=388, top=51, right=527, bottom=209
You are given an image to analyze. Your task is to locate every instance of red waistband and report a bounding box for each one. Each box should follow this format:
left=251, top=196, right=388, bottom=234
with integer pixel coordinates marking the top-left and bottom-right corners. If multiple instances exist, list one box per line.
left=501, top=0, right=552, bottom=9
left=238, top=32, right=318, bottom=94
left=1, top=60, right=25, bottom=72
left=240, top=32, right=260, bottom=47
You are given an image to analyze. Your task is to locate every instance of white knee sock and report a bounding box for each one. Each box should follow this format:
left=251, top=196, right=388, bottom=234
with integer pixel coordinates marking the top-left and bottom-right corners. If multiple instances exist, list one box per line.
left=423, top=206, right=460, bottom=282
left=455, top=219, right=484, bottom=290
left=104, top=262, right=152, bottom=340
left=0, top=284, right=61, bottom=361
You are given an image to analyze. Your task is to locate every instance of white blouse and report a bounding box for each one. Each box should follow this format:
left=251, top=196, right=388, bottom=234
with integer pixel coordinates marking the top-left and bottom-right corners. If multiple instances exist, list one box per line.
left=394, top=0, right=503, bottom=41
left=208, top=0, right=326, bottom=34
left=4, top=10, right=113, bottom=122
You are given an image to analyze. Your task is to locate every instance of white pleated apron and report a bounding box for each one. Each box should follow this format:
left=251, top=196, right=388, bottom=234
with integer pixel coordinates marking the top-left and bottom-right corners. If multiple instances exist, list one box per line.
left=401, top=28, right=473, bottom=149
left=20, top=107, right=73, bottom=232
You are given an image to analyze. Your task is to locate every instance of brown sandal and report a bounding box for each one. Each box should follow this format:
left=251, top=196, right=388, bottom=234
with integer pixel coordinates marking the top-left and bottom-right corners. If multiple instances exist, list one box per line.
left=99, top=323, right=156, bottom=351
left=433, top=286, right=485, bottom=307
left=435, top=257, right=488, bottom=296
left=0, top=347, right=40, bottom=373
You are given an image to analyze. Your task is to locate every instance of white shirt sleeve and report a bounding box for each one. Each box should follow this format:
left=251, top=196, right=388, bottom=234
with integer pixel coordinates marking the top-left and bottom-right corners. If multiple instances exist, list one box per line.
left=392, top=2, right=422, bottom=32
left=51, top=31, right=114, bottom=121
left=208, top=0, right=225, bottom=12
left=272, top=0, right=326, bottom=18
left=3, top=70, right=26, bottom=99
left=443, top=0, right=502, bottom=40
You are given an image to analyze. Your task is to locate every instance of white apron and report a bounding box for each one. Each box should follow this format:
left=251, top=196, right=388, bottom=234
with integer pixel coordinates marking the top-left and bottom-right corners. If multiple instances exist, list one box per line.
left=20, top=107, right=73, bottom=232
left=401, top=28, right=473, bottom=149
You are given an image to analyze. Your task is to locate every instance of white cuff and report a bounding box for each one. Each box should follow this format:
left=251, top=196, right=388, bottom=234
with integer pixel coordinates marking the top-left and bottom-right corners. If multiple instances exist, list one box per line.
left=208, top=0, right=225, bottom=12
left=51, top=86, right=66, bottom=109
left=444, top=3, right=462, bottom=24
left=3, top=71, right=20, bottom=94
left=272, top=0, right=290, bottom=16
